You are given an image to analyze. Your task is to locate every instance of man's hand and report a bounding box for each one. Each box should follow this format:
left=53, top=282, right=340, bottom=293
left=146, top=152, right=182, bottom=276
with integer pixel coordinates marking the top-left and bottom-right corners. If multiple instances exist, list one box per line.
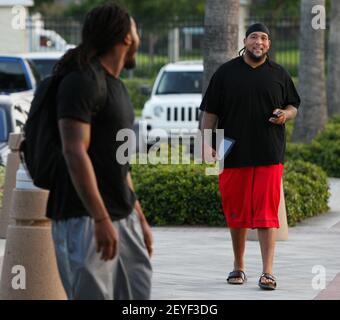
left=203, top=143, right=218, bottom=162
left=199, top=111, right=219, bottom=162
left=140, top=219, right=153, bottom=258
left=269, top=106, right=298, bottom=125
left=269, top=108, right=287, bottom=125
left=94, top=218, right=119, bottom=261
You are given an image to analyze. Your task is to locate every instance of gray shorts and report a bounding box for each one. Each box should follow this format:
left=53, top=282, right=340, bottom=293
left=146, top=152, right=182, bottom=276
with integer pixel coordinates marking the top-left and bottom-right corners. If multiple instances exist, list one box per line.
left=51, top=210, right=152, bottom=300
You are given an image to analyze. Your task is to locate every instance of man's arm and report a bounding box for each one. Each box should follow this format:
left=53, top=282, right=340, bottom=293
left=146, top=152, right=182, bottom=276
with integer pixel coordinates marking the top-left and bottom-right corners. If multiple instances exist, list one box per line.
left=199, top=111, right=219, bottom=161
left=283, top=105, right=298, bottom=121
left=59, top=119, right=108, bottom=221
left=126, top=172, right=147, bottom=224
left=59, top=119, right=118, bottom=261
left=199, top=110, right=218, bottom=131
left=127, top=172, right=153, bottom=257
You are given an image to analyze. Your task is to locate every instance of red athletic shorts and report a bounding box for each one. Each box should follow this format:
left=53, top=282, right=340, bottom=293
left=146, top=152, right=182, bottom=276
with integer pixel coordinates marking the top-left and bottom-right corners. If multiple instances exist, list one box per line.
left=218, top=164, right=284, bottom=229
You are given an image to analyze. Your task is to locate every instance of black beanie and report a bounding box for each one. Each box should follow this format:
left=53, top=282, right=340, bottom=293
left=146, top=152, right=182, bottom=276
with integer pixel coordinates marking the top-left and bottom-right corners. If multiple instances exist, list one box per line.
left=246, top=23, right=270, bottom=38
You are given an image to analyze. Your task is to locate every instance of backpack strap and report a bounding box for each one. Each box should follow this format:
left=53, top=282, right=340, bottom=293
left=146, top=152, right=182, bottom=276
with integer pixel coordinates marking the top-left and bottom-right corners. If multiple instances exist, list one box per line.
left=89, top=59, right=108, bottom=115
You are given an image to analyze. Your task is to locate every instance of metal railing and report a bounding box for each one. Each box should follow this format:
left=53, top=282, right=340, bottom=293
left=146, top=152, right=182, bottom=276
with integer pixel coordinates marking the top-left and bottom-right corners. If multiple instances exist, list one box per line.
left=27, top=15, right=320, bottom=80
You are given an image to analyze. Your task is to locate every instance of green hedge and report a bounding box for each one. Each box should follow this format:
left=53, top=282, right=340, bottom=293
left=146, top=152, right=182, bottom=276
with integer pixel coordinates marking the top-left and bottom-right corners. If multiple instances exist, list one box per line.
left=283, top=160, right=329, bottom=226
left=0, top=160, right=328, bottom=228
left=122, top=77, right=154, bottom=110
left=286, top=116, right=340, bottom=177
left=131, top=160, right=329, bottom=227
left=132, top=163, right=225, bottom=226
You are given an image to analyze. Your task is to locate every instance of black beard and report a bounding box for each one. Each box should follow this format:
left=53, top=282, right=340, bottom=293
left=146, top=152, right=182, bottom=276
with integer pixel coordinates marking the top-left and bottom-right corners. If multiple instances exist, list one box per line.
left=125, top=42, right=138, bottom=70
left=245, top=49, right=267, bottom=62
left=124, top=58, right=136, bottom=70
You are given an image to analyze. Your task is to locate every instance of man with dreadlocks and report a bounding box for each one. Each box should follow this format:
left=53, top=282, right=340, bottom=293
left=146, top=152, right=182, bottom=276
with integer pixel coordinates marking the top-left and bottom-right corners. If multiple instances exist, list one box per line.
left=47, top=2, right=152, bottom=299
left=199, top=23, right=300, bottom=290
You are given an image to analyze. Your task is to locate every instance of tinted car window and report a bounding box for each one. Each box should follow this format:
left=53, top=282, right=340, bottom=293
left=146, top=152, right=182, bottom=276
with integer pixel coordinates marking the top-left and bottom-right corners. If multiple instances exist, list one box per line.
left=26, top=59, right=41, bottom=84
left=0, top=108, right=9, bottom=142
left=156, top=71, right=203, bottom=94
left=0, top=60, right=29, bottom=93
left=29, top=58, right=59, bottom=79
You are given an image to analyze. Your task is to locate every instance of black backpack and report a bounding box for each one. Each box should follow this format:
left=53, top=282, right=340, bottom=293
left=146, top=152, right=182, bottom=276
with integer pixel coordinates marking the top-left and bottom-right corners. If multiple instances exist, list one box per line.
left=20, top=61, right=107, bottom=190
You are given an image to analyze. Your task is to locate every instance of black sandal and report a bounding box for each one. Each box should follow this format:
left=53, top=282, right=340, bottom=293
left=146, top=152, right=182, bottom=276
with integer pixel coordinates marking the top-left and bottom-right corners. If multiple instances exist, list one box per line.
left=227, top=270, right=247, bottom=285
left=258, top=273, right=277, bottom=290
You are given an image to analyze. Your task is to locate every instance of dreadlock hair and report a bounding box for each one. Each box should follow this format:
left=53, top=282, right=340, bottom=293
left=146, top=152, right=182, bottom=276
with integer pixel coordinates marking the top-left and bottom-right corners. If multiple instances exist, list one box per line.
left=238, top=47, right=246, bottom=56
left=53, top=1, right=131, bottom=79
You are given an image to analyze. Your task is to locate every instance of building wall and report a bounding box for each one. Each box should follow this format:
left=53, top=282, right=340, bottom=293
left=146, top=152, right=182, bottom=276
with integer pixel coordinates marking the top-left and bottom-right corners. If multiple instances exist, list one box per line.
left=0, top=6, right=29, bottom=54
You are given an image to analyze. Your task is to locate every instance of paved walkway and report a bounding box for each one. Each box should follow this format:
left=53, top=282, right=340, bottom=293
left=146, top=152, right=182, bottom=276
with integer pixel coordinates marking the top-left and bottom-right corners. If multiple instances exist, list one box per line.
left=150, top=178, right=340, bottom=300
left=0, top=179, right=339, bottom=300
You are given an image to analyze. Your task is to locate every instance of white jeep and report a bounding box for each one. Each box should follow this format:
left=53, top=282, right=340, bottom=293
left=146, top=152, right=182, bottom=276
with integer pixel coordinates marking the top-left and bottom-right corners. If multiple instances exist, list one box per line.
left=141, top=61, right=203, bottom=145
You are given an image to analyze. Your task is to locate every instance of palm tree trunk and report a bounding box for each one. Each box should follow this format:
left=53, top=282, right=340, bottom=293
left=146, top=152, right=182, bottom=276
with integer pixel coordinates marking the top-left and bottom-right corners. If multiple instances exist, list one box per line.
left=202, top=0, right=240, bottom=94
left=327, top=0, right=340, bottom=117
left=292, top=0, right=328, bottom=143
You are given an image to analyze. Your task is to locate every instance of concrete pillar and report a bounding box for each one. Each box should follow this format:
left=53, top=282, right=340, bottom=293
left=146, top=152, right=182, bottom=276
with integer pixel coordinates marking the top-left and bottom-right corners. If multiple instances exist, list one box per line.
left=168, top=28, right=180, bottom=63
left=247, top=179, right=289, bottom=241
left=0, top=133, right=23, bottom=239
left=184, top=32, right=193, bottom=52
left=0, top=165, right=66, bottom=299
left=0, top=257, right=3, bottom=278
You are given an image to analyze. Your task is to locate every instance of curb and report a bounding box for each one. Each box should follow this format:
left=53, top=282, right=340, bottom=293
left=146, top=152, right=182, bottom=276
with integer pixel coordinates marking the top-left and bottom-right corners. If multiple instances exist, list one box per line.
left=314, top=273, right=340, bottom=300
left=0, top=255, right=3, bottom=276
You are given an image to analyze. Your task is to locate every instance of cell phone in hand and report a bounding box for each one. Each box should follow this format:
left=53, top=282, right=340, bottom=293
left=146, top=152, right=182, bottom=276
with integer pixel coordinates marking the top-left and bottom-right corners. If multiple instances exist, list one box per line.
left=272, top=110, right=283, bottom=118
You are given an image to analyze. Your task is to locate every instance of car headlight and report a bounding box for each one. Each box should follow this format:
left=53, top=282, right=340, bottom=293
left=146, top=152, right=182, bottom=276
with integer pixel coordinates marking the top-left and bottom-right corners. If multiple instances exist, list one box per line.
left=153, top=106, right=164, bottom=117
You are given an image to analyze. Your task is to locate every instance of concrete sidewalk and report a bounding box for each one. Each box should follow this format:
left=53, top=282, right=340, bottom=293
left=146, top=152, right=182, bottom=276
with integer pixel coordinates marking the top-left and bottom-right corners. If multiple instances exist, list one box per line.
left=0, top=179, right=339, bottom=300
left=150, top=178, right=340, bottom=300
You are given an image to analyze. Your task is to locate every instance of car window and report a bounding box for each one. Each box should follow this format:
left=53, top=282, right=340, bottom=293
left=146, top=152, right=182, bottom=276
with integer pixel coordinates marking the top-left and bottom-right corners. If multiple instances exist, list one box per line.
left=156, top=71, right=203, bottom=94
left=0, top=60, right=29, bottom=94
left=26, top=59, right=41, bottom=84
left=29, top=58, right=59, bottom=79
left=0, top=108, right=9, bottom=142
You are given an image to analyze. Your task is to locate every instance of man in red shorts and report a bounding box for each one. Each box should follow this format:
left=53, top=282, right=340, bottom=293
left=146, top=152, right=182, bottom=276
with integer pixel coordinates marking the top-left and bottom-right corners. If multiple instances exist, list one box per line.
left=199, top=23, right=300, bottom=290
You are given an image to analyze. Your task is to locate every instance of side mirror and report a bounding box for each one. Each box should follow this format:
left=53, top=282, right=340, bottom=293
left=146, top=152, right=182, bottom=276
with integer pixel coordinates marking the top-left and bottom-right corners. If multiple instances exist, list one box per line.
left=140, top=84, right=152, bottom=96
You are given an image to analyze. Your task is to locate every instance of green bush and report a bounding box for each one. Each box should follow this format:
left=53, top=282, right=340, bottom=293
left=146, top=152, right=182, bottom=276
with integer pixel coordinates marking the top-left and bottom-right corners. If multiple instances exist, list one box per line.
left=285, top=121, right=294, bottom=142
left=131, top=160, right=329, bottom=227
left=122, top=77, right=154, bottom=111
left=132, top=163, right=225, bottom=226
left=286, top=116, right=340, bottom=177
left=283, top=160, right=329, bottom=226
left=0, top=160, right=328, bottom=227
left=310, top=116, right=340, bottom=177
left=285, top=142, right=312, bottom=162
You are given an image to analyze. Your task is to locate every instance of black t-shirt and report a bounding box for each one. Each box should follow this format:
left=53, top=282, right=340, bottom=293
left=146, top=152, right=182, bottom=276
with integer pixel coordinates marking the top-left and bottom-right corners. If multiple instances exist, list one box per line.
left=46, top=63, right=136, bottom=221
left=200, top=56, right=300, bottom=168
